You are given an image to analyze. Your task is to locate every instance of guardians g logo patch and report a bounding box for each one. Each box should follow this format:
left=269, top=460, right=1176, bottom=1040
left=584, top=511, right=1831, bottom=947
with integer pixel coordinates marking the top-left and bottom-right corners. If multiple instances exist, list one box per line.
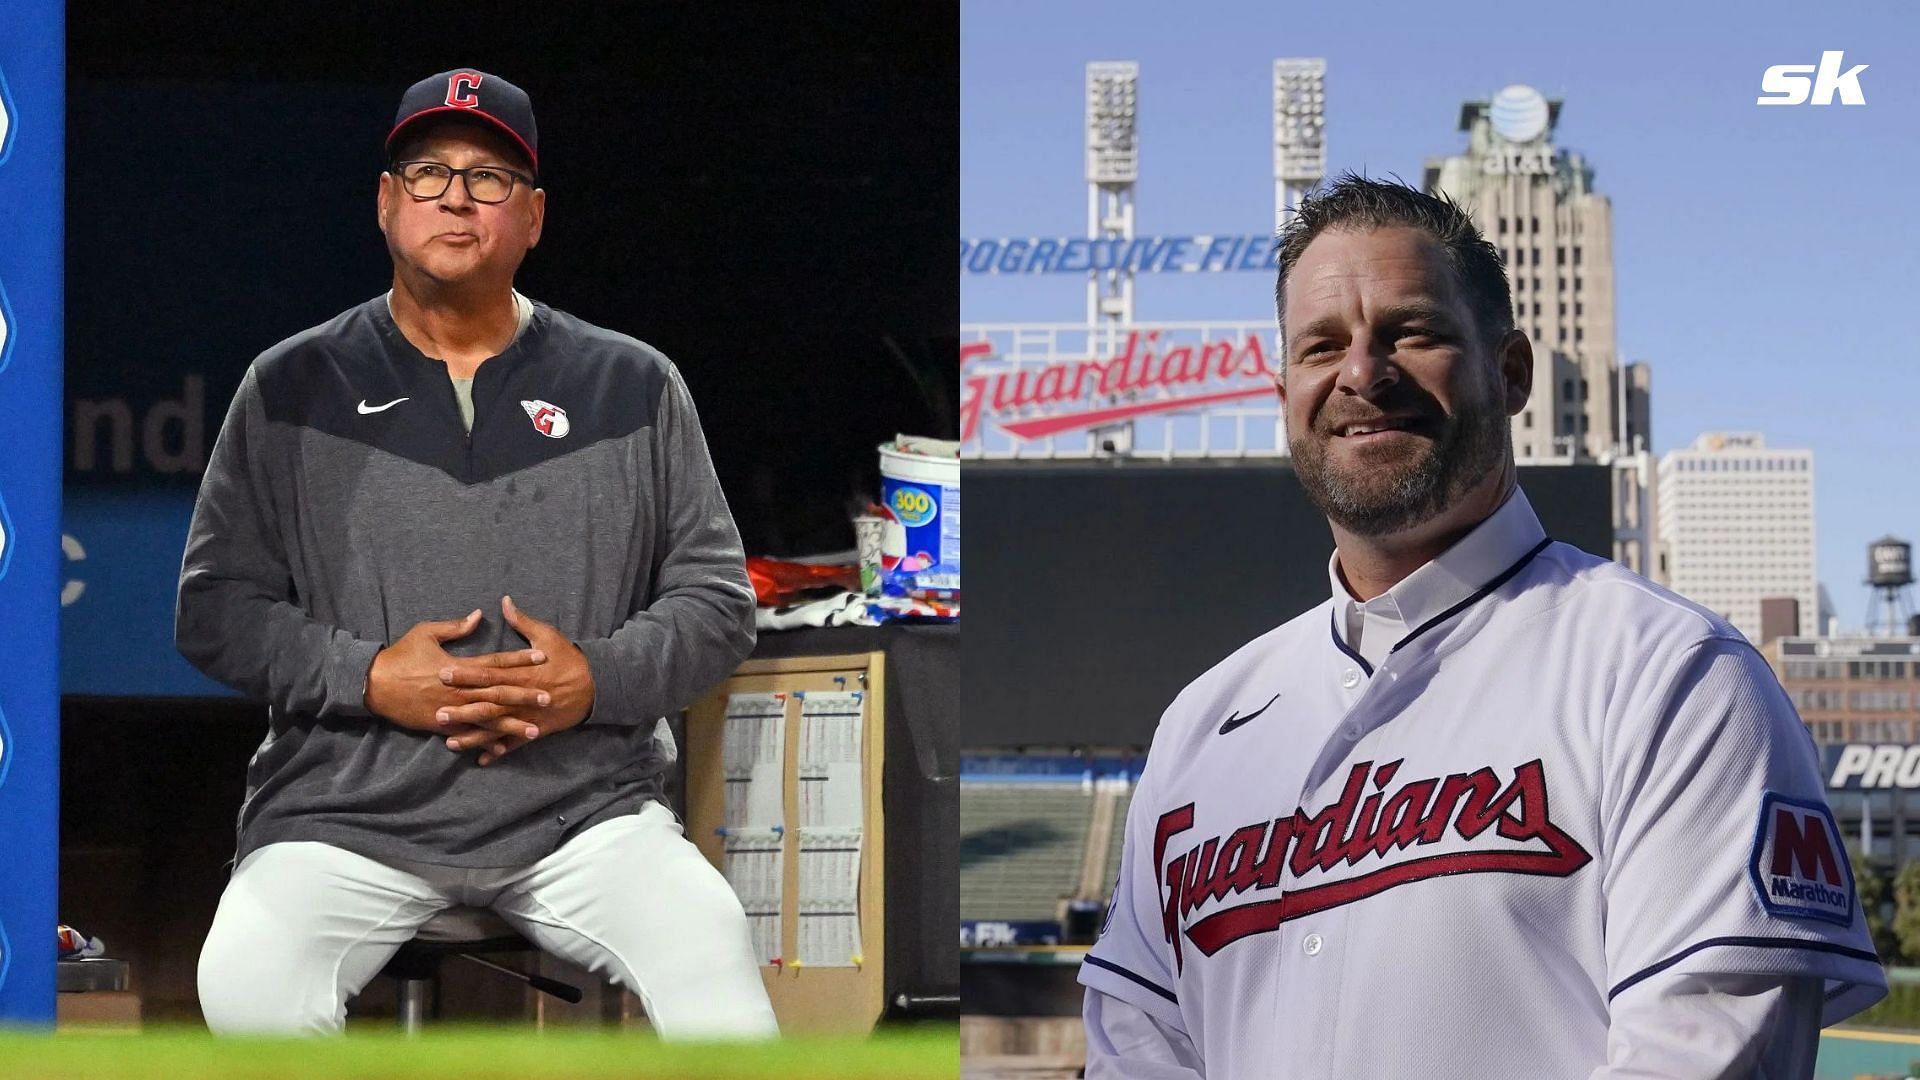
left=519, top=399, right=570, bottom=439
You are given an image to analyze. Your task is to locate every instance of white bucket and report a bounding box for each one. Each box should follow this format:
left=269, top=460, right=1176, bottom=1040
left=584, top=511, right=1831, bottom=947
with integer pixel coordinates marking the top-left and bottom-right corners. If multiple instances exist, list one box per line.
left=878, top=439, right=960, bottom=597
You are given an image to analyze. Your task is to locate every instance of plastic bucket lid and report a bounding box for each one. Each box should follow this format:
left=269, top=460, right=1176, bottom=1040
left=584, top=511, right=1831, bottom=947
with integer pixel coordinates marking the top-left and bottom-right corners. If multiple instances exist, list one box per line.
left=879, top=443, right=959, bottom=487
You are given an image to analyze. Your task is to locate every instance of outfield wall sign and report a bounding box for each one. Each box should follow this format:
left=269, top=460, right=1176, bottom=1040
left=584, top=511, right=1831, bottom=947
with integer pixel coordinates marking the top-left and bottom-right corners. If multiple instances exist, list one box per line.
left=961, top=234, right=1277, bottom=275
left=960, top=920, right=1063, bottom=947
left=960, top=322, right=1286, bottom=459
left=1828, top=744, right=1920, bottom=790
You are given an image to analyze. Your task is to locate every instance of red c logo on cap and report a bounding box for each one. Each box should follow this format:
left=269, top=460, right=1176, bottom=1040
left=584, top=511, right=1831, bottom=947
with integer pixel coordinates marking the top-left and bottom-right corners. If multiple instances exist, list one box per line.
left=446, top=72, right=484, bottom=108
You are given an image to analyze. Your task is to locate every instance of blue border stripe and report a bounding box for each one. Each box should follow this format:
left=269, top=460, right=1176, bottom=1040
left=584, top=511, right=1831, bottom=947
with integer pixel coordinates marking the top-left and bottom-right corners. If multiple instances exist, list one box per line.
left=1607, top=935, right=1882, bottom=1001
left=0, top=7, right=66, bottom=1026
left=1082, top=954, right=1179, bottom=1004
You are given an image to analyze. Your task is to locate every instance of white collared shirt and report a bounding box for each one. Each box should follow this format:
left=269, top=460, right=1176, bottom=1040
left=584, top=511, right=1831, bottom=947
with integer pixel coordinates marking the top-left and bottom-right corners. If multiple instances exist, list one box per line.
left=1329, top=487, right=1542, bottom=672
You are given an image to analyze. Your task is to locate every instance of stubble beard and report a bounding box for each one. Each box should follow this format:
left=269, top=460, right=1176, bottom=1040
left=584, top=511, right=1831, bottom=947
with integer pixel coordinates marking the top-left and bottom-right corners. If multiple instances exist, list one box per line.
left=1290, top=391, right=1509, bottom=538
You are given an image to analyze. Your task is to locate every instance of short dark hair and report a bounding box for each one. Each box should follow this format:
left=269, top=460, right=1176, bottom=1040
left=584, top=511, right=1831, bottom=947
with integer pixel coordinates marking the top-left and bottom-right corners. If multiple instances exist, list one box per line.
left=1274, top=172, right=1511, bottom=352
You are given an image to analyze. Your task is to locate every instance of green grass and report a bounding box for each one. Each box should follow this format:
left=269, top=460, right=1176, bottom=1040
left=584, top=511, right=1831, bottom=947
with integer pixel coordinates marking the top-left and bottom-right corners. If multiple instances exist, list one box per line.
left=0, top=1025, right=959, bottom=1079
left=1851, top=983, right=1920, bottom=1031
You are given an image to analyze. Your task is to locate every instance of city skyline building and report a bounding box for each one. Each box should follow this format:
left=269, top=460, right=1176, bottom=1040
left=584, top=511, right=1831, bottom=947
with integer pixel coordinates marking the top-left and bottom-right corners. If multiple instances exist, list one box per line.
left=1767, top=631, right=1920, bottom=867
left=1424, top=84, right=1648, bottom=462
left=1764, top=634, right=1920, bottom=747
left=1657, top=431, right=1818, bottom=642
left=1424, top=84, right=1656, bottom=576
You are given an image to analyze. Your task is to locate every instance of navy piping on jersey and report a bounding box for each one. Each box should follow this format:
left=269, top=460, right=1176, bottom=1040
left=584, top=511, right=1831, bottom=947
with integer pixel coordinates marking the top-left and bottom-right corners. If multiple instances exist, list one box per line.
left=1083, top=955, right=1179, bottom=1004
left=1607, top=936, right=1881, bottom=1001
left=1389, top=535, right=1555, bottom=655
left=1328, top=611, right=1375, bottom=678
left=1328, top=535, right=1554, bottom=674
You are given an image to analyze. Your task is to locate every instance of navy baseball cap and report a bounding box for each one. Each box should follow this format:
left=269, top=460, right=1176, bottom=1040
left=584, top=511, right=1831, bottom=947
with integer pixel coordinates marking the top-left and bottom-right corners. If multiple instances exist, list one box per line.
left=386, top=69, right=539, bottom=174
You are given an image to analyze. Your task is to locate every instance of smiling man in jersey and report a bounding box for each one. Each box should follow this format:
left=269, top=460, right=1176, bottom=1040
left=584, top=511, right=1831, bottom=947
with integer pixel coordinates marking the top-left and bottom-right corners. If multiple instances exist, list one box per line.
left=179, top=69, right=777, bottom=1037
left=1079, top=174, right=1884, bottom=1078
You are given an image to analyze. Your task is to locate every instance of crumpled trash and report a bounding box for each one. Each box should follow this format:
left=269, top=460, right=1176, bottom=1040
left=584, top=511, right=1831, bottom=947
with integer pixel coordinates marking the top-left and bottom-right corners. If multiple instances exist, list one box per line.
left=755, top=589, right=957, bottom=631
left=757, top=590, right=880, bottom=631
left=57, top=924, right=105, bottom=959
left=747, top=556, right=860, bottom=607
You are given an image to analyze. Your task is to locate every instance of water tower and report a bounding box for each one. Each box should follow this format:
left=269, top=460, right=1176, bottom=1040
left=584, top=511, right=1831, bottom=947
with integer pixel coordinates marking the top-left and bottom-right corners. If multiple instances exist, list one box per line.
left=1865, top=536, right=1916, bottom=637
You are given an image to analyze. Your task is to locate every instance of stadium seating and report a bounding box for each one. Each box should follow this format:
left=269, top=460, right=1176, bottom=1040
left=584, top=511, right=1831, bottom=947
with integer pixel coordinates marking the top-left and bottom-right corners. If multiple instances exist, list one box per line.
left=1100, top=788, right=1132, bottom=895
left=959, top=784, right=1095, bottom=922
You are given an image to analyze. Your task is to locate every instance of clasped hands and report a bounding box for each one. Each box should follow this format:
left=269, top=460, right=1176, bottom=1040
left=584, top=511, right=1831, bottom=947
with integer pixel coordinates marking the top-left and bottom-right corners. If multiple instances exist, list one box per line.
left=364, top=595, right=594, bottom=766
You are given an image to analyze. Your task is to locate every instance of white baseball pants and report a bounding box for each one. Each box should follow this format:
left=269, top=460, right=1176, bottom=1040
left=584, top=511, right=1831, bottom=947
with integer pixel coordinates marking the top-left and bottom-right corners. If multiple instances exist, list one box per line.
left=198, top=800, right=777, bottom=1037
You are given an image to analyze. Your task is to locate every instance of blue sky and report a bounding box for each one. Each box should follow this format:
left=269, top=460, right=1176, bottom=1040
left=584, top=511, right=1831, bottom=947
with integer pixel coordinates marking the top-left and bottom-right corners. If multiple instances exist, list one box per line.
left=962, top=0, right=1919, bottom=626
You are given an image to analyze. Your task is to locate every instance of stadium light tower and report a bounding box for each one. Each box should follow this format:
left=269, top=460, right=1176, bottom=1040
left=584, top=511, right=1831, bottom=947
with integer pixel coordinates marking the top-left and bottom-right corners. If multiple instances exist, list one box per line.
left=1273, top=59, right=1326, bottom=228
left=1270, top=59, right=1324, bottom=457
left=1085, top=61, right=1138, bottom=328
left=1085, top=61, right=1139, bottom=455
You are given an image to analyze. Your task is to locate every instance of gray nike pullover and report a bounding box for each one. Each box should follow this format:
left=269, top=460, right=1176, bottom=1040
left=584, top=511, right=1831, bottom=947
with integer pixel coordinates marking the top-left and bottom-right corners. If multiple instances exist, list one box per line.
left=176, top=296, right=756, bottom=868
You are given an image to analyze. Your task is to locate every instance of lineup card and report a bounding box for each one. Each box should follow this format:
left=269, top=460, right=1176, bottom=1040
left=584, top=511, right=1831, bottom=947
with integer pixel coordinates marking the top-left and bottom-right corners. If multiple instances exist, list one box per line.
left=722, top=692, right=788, bottom=964
left=797, top=691, right=864, bottom=967
left=723, top=692, right=786, bottom=829
left=726, top=828, right=785, bottom=965
left=798, top=690, right=864, bottom=829
left=798, top=826, right=863, bottom=968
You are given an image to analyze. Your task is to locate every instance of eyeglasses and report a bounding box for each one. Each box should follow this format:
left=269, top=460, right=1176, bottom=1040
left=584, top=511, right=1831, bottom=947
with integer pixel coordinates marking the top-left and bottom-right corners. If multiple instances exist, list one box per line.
left=391, top=161, right=535, bottom=204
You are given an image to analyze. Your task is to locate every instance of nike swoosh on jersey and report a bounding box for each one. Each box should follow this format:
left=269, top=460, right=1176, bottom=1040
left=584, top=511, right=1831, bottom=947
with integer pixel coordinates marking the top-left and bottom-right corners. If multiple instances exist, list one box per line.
left=357, top=397, right=411, bottom=414
left=1218, top=692, right=1281, bottom=735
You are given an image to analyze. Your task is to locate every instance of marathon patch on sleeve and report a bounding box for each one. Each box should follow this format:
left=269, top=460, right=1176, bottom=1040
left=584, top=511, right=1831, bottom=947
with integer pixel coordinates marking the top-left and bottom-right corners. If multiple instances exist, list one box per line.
left=1749, top=793, right=1854, bottom=926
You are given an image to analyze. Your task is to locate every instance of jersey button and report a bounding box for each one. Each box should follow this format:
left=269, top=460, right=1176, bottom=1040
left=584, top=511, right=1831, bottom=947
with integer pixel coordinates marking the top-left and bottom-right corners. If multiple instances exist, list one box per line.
left=1303, top=933, right=1324, bottom=956
left=1340, top=668, right=1360, bottom=689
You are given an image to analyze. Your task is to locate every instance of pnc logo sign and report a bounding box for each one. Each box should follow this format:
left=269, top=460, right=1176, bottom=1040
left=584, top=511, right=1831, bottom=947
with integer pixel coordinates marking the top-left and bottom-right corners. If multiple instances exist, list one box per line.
left=1750, top=794, right=1854, bottom=926
left=1757, top=51, right=1868, bottom=106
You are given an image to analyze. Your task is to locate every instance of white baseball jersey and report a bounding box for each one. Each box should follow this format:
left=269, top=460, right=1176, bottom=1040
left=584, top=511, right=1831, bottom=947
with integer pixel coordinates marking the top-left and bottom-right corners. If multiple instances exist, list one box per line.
left=1081, top=488, right=1885, bottom=1079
